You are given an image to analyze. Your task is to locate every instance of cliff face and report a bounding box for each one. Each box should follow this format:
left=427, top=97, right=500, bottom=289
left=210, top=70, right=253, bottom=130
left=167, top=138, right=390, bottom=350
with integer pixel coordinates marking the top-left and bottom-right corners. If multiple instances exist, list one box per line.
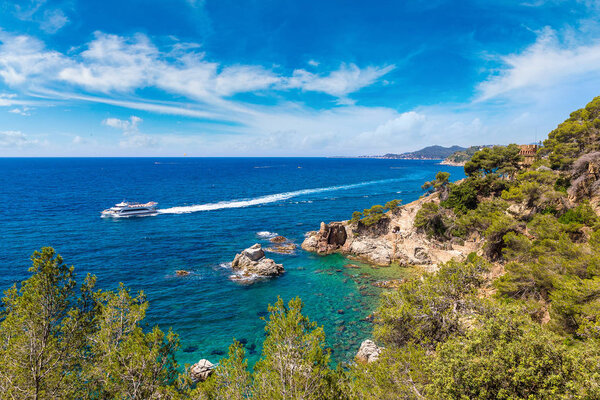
left=302, top=194, right=480, bottom=268
left=569, top=152, right=600, bottom=213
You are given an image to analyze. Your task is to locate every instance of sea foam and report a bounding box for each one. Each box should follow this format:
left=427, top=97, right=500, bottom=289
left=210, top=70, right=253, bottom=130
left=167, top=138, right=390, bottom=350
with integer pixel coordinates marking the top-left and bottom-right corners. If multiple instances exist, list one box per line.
left=158, top=178, right=402, bottom=214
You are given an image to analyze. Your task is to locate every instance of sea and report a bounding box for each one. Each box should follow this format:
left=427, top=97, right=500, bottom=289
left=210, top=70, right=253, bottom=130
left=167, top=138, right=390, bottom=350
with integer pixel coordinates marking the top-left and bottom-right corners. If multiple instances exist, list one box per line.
left=0, top=157, right=464, bottom=366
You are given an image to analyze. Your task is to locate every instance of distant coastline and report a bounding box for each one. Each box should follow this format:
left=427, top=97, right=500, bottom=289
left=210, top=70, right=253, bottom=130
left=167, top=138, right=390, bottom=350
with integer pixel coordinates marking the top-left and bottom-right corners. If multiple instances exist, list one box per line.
left=358, top=155, right=444, bottom=160
left=360, top=145, right=467, bottom=161
left=439, top=159, right=466, bottom=166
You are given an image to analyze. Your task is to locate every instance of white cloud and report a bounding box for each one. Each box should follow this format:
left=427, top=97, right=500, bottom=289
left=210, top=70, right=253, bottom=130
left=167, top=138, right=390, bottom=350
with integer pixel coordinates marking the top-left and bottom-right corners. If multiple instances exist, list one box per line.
left=8, top=106, right=31, bottom=115
left=11, top=1, right=69, bottom=34
left=0, top=130, right=37, bottom=147
left=308, top=59, right=319, bottom=67
left=103, top=115, right=143, bottom=133
left=1, top=31, right=392, bottom=103
left=477, top=26, right=600, bottom=101
left=103, top=115, right=157, bottom=148
left=0, top=31, right=67, bottom=85
left=284, top=63, right=396, bottom=99
left=39, top=9, right=69, bottom=34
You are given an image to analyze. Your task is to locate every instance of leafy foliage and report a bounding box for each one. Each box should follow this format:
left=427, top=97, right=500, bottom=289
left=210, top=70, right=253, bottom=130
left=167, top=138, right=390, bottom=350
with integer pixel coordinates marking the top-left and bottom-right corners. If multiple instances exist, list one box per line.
left=421, top=171, right=450, bottom=195
left=542, top=95, right=600, bottom=170
left=0, top=248, right=182, bottom=400
left=350, top=199, right=401, bottom=226
left=413, top=202, right=450, bottom=239
left=464, top=144, right=522, bottom=178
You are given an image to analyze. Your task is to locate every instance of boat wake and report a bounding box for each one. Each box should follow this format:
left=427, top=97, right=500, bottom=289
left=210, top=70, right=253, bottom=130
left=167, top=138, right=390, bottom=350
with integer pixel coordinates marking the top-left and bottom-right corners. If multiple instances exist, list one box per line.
left=158, top=178, right=402, bottom=214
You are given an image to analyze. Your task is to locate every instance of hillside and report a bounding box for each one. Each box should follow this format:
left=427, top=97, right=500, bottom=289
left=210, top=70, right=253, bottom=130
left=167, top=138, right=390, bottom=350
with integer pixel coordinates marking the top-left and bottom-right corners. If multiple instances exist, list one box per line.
left=441, top=145, right=490, bottom=166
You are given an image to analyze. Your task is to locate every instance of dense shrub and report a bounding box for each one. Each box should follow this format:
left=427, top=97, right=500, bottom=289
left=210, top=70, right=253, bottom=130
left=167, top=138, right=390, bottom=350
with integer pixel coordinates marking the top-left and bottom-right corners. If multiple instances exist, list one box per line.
left=350, top=200, right=401, bottom=226
left=413, top=202, right=449, bottom=238
left=374, top=255, right=489, bottom=348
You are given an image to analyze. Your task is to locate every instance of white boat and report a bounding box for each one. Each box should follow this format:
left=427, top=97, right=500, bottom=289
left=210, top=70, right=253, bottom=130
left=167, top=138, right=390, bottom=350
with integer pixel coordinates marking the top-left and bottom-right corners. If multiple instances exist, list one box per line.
left=101, top=201, right=158, bottom=218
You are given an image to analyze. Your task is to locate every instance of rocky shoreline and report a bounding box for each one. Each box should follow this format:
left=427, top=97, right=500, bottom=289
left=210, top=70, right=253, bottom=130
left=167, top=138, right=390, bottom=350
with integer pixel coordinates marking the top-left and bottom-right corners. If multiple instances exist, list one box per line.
left=439, top=159, right=466, bottom=166
left=302, top=193, right=480, bottom=270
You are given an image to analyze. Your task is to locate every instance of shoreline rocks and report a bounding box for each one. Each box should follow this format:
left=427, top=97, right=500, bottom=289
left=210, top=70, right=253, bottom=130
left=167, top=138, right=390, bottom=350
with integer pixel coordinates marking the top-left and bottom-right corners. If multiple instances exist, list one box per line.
left=189, top=359, right=214, bottom=382
left=265, top=236, right=297, bottom=254
left=230, top=244, right=284, bottom=281
left=372, top=279, right=405, bottom=289
left=302, top=194, right=480, bottom=269
left=439, top=159, right=466, bottom=167
left=355, top=339, right=382, bottom=364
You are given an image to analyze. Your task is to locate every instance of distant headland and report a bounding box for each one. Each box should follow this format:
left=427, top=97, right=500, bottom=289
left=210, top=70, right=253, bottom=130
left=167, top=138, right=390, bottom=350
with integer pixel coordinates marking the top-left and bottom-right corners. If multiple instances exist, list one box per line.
left=360, top=145, right=467, bottom=160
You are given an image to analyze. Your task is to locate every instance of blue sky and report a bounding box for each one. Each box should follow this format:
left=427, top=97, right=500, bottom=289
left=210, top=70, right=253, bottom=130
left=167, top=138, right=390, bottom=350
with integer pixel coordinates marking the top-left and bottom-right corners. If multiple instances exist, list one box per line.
left=1, top=0, right=600, bottom=156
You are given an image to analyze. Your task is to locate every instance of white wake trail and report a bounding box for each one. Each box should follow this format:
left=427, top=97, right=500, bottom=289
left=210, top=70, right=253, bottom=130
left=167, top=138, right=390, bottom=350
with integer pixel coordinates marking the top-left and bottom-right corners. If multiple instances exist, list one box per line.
left=158, top=178, right=401, bottom=214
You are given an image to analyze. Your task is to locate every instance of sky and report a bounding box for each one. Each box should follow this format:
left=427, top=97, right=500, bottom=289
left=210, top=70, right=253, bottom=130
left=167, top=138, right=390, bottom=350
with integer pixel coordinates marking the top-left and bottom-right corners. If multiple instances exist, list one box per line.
left=0, top=0, right=600, bottom=156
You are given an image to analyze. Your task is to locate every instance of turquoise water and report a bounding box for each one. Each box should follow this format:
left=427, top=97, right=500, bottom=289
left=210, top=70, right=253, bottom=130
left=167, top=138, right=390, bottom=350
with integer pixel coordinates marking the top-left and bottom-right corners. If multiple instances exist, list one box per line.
left=0, top=157, right=463, bottom=365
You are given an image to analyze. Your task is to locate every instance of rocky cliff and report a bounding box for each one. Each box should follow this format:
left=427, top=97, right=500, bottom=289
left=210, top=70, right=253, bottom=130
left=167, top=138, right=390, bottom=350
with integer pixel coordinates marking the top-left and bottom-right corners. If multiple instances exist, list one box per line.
left=302, top=194, right=480, bottom=269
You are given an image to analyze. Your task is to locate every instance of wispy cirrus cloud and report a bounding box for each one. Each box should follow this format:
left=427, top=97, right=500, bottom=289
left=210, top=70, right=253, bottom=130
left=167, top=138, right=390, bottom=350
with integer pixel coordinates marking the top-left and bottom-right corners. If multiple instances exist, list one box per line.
left=10, top=0, right=70, bottom=33
left=477, top=26, right=600, bottom=102
left=0, top=130, right=37, bottom=147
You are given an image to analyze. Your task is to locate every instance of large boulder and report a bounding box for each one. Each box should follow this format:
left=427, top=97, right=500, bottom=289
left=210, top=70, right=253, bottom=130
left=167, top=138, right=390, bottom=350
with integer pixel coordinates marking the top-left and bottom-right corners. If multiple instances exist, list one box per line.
left=301, top=222, right=348, bottom=254
left=231, top=244, right=284, bottom=280
left=355, top=339, right=382, bottom=364
left=243, top=243, right=265, bottom=261
left=189, top=359, right=214, bottom=382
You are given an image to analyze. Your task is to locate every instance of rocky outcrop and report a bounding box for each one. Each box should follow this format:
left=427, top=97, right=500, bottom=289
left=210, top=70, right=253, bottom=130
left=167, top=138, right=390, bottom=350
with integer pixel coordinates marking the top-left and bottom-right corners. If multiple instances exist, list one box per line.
left=265, top=236, right=297, bottom=254
left=355, top=339, right=382, bottom=363
left=189, top=359, right=214, bottom=382
left=270, top=235, right=288, bottom=243
left=569, top=152, right=600, bottom=213
left=302, top=194, right=480, bottom=268
left=231, top=244, right=284, bottom=280
left=303, top=222, right=349, bottom=254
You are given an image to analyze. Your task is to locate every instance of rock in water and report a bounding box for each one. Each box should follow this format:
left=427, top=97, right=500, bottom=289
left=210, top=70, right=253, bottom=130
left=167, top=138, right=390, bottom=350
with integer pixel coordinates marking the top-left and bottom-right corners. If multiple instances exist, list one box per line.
left=189, top=359, right=214, bottom=382
left=270, top=235, right=288, bottom=243
left=175, top=270, right=190, bottom=276
left=355, top=339, right=382, bottom=364
left=243, top=243, right=265, bottom=261
left=302, top=222, right=348, bottom=254
left=231, top=243, right=284, bottom=281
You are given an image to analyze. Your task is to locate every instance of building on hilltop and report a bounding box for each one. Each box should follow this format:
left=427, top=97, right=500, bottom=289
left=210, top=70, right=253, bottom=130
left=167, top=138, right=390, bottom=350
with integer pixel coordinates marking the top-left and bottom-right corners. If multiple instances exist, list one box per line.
left=519, top=144, right=539, bottom=166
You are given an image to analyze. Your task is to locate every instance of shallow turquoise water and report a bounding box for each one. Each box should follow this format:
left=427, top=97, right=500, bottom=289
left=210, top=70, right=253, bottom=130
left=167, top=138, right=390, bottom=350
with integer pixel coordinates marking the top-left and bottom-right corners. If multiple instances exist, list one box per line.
left=0, top=157, right=464, bottom=365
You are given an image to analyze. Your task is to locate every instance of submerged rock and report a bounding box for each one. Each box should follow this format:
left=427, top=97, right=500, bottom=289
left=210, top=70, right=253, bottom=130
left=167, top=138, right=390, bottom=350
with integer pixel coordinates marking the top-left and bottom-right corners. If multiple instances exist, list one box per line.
left=175, top=270, right=190, bottom=276
left=231, top=244, right=284, bottom=281
left=355, top=339, right=382, bottom=364
left=266, top=242, right=297, bottom=254
left=270, top=235, right=288, bottom=243
left=189, top=359, right=214, bottom=382
left=372, top=279, right=405, bottom=289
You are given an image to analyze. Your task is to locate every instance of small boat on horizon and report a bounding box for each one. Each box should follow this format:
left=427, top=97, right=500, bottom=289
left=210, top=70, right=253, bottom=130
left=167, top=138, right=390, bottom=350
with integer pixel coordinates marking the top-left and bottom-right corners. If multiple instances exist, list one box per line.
left=101, top=201, right=158, bottom=218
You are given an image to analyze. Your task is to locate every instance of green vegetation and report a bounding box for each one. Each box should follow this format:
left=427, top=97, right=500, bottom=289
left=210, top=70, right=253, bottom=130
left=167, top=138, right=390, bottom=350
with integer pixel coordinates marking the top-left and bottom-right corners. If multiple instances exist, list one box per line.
left=350, top=199, right=401, bottom=226
left=421, top=171, right=450, bottom=196
left=0, top=248, right=181, bottom=399
left=541, top=96, right=600, bottom=170
left=464, top=144, right=522, bottom=178
left=443, top=145, right=490, bottom=164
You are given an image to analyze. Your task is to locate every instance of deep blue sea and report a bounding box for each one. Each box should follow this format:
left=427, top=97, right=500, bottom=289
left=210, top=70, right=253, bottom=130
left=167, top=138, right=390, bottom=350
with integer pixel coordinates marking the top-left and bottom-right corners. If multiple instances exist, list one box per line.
left=0, top=158, right=463, bottom=366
